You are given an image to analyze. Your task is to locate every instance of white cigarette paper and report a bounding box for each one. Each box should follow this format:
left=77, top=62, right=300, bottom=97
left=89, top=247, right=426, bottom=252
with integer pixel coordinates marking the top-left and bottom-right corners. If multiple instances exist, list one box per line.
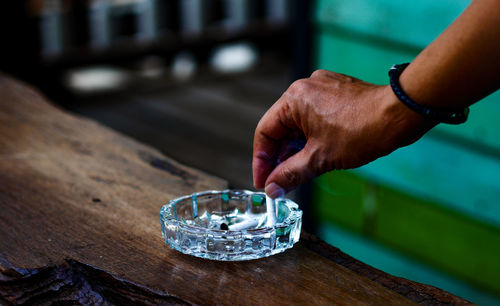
left=265, top=194, right=277, bottom=227
left=228, top=218, right=259, bottom=231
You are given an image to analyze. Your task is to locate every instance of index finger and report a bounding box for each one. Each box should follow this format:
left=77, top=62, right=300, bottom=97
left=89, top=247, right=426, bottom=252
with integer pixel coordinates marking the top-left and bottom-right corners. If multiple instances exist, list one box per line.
left=252, top=98, right=297, bottom=188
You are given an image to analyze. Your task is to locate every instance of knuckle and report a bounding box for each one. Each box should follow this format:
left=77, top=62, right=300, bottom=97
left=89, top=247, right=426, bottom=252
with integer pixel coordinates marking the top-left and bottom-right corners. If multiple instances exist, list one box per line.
left=313, top=156, right=331, bottom=174
left=280, top=166, right=301, bottom=187
left=328, top=148, right=344, bottom=170
left=311, top=69, right=329, bottom=78
left=308, top=146, right=333, bottom=174
left=289, top=78, right=310, bottom=93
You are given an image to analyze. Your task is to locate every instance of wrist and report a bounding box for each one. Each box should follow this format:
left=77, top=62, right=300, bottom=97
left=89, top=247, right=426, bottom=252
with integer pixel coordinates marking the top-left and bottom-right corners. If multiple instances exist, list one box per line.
left=380, top=84, right=437, bottom=145
left=381, top=84, right=428, bottom=124
left=391, top=63, right=469, bottom=124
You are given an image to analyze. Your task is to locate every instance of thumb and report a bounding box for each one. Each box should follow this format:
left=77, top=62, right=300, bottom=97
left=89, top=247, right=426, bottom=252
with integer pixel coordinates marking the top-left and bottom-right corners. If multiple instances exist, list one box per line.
left=264, top=145, right=317, bottom=197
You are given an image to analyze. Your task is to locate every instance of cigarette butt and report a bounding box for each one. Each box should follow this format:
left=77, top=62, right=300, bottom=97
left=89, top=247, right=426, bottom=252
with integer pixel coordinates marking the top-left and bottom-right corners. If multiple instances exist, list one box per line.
left=228, top=218, right=259, bottom=231
left=266, top=194, right=277, bottom=227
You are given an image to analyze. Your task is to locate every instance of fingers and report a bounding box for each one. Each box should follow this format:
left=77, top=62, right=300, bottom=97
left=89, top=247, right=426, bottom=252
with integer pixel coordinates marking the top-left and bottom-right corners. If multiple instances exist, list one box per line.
left=264, top=144, right=317, bottom=197
left=252, top=148, right=275, bottom=189
left=276, top=136, right=306, bottom=164
left=252, top=99, right=297, bottom=189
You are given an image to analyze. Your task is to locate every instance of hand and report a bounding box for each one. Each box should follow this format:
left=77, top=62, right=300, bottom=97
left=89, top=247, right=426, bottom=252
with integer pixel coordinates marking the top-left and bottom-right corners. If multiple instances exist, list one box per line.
left=252, top=69, right=435, bottom=198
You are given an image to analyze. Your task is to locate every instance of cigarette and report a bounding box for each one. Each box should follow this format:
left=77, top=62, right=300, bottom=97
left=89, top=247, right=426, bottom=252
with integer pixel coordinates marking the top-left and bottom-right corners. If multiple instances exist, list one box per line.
left=228, top=218, right=259, bottom=231
left=266, top=194, right=277, bottom=227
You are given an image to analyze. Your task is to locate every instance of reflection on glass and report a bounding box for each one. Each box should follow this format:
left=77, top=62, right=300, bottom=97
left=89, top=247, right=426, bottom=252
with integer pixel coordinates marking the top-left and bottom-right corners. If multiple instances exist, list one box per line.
left=160, top=189, right=302, bottom=261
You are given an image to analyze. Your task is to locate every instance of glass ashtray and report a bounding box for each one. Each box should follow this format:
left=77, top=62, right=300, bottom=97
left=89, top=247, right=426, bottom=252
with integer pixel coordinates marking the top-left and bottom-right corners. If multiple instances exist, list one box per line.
left=160, top=190, right=302, bottom=261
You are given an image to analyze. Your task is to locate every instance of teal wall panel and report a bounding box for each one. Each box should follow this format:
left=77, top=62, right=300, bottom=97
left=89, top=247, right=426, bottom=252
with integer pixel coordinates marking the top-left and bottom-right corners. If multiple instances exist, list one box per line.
left=354, top=135, right=500, bottom=227
left=313, top=0, right=500, bottom=301
left=315, top=0, right=470, bottom=48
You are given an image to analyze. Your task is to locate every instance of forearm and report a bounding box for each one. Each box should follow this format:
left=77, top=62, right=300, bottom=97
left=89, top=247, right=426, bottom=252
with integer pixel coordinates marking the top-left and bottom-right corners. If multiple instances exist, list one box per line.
left=400, top=0, right=500, bottom=110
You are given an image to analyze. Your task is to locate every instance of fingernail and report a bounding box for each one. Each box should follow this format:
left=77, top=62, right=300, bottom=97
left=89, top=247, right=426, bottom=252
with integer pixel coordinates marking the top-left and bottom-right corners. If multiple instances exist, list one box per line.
left=265, top=182, right=284, bottom=199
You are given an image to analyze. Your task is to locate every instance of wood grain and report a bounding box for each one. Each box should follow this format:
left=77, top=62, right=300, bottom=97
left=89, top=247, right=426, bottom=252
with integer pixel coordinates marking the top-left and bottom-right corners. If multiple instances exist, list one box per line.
left=0, top=75, right=471, bottom=305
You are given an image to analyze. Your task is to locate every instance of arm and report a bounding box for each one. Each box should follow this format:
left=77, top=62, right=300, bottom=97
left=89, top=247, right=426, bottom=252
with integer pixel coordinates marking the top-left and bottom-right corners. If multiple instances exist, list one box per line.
left=401, top=0, right=500, bottom=109
left=253, top=0, right=500, bottom=198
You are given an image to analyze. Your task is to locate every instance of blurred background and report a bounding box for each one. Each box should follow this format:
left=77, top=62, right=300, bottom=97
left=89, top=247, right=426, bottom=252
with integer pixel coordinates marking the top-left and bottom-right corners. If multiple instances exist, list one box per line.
left=1, top=0, right=499, bottom=304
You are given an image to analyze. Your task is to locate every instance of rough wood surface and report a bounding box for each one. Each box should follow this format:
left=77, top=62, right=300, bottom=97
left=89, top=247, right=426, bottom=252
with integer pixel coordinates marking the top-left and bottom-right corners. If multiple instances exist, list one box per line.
left=0, top=75, right=471, bottom=305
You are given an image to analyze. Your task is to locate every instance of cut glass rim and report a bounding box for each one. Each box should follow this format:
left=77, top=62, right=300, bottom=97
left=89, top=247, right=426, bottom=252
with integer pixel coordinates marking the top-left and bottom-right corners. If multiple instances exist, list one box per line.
left=160, top=189, right=303, bottom=260
left=162, top=189, right=301, bottom=233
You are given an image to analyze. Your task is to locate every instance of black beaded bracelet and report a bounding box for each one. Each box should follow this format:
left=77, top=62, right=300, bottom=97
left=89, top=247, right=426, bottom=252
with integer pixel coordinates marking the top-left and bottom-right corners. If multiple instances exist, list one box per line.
left=389, top=63, right=469, bottom=124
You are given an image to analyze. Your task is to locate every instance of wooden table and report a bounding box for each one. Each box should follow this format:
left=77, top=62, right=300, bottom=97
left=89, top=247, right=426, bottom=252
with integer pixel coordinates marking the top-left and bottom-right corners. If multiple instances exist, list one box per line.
left=0, top=75, right=470, bottom=305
